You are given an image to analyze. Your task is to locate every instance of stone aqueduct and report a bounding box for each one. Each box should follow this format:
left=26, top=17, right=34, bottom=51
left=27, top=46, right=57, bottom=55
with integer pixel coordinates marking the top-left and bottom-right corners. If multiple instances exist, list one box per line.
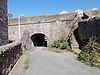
left=8, top=13, right=77, bottom=48
left=8, top=10, right=100, bottom=49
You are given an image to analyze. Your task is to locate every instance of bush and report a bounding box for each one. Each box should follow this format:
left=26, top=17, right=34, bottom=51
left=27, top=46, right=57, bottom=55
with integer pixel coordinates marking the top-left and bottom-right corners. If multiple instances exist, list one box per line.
left=50, top=39, right=72, bottom=50
left=51, top=40, right=60, bottom=48
left=78, top=37, right=100, bottom=68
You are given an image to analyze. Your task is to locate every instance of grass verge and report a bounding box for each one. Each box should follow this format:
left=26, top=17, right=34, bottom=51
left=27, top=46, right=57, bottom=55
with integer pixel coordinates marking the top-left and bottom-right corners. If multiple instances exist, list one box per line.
left=24, top=58, right=29, bottom=69
left=48, top=47, right=61, bottom=53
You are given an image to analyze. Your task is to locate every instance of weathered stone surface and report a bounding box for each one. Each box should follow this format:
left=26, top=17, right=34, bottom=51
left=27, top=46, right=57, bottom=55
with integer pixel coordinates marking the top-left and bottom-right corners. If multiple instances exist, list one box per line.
left=78, top=18, right=100, bottom=45
left=0, top=41, right=22, bottom=75
left=8, top=10, right=100, bottom=49
left=21, top=30, right=33, bottom=50
left=8, top=13, right=76, bottom=25
left=0, top=0, right=8, bottom=46
left=8, top=13, right=77, bottom=48
left=89, top=10, right=100, bottom=17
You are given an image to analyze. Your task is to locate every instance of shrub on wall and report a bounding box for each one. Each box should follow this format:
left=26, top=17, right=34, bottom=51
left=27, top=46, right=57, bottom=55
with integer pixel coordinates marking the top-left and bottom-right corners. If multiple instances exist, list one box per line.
left=78, top=37, right=100, bottom=68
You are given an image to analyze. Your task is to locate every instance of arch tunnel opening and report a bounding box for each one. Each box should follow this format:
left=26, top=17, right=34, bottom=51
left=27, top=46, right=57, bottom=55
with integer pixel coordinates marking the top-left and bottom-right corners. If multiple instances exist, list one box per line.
left=31, top=33, right=47, bottom=47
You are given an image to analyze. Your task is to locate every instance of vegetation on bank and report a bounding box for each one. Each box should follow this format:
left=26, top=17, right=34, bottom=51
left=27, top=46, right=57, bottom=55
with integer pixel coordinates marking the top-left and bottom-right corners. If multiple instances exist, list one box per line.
left=24, top=58, right=30, bottom=69
left=49, top=39, right=73, bottom=53
left=49, top=37, right=100, bottom=68
left=78, top=37, right=100, bottom=68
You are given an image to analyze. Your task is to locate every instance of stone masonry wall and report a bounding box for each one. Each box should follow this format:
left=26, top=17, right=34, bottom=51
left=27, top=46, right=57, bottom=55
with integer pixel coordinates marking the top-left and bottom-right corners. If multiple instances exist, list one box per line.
left=0, top=41, right=22, bottom=75
left=0, top=0, right=8, bottom=46
left=8, top=13, right=76, bottom=47
left=78, top=18, right=100, bottom=45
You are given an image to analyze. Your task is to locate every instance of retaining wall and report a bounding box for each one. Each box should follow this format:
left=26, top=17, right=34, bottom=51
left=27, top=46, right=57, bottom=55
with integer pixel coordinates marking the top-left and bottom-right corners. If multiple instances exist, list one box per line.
left=0, top=41, right=22, bottom=75
left=78, top=18, right=100, bottom=46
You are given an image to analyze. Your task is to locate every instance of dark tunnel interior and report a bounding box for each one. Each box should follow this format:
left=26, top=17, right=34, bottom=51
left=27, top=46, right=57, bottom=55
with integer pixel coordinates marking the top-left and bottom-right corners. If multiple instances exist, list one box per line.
left=31, top=33, right=47, bottom=47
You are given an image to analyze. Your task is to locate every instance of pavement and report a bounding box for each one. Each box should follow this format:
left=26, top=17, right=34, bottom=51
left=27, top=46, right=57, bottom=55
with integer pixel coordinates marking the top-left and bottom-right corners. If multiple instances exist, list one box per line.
left=8, top=53, right=27, bottom=75
left=26, top=47, right=100, bottom=75
left=8, top=47, right=100, bottom=75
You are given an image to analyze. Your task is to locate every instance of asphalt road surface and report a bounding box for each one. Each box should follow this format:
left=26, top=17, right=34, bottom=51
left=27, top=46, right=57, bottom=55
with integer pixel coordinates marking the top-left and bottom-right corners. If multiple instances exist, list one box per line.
left=26, top=47, right=100, bottom=75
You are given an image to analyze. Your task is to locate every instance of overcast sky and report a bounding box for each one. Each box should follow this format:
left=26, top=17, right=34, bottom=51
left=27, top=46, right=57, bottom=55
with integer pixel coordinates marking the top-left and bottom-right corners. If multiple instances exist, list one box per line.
left=8, top=0, right=100, bottom=18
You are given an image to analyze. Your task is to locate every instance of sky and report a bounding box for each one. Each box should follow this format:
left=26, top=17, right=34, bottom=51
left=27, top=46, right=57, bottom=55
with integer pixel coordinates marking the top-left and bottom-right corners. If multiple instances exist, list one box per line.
left=8, top=0, right=100, bottom=18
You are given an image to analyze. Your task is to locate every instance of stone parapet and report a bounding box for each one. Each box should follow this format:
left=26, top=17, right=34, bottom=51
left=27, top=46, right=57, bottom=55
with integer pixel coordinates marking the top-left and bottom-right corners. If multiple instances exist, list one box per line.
left=0, top=41, right=22, bottom=75
left=8, top=13, right=76, bottom=25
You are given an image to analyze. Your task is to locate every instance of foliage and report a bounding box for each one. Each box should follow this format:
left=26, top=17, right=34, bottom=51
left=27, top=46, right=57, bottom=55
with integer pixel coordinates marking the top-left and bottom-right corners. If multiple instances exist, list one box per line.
left=48, top=47, right=61, bottom=53
left=78, top=37, right=100, bottom=68
left=68, top=17, right=75, bottom=20
left=50, top=39, right=72, bottom=52
left=24, top=58, right=29, bottom=69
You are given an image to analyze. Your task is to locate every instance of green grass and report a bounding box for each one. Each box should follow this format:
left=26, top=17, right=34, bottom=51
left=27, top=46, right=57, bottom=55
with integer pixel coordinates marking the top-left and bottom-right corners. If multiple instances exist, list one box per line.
left=48, top=47, right=61, bottom=53
left=24, top=58, right=29, bottom=69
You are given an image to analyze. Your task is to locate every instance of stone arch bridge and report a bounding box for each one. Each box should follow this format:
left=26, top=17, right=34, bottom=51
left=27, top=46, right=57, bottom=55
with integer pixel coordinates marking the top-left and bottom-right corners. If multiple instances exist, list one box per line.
left=8, top=13, right=78, bottom=49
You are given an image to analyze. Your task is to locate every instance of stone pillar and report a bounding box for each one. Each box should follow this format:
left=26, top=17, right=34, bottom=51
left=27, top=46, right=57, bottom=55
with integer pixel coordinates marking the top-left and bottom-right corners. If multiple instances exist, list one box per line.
left=0, top=0, right=8, bottom=45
